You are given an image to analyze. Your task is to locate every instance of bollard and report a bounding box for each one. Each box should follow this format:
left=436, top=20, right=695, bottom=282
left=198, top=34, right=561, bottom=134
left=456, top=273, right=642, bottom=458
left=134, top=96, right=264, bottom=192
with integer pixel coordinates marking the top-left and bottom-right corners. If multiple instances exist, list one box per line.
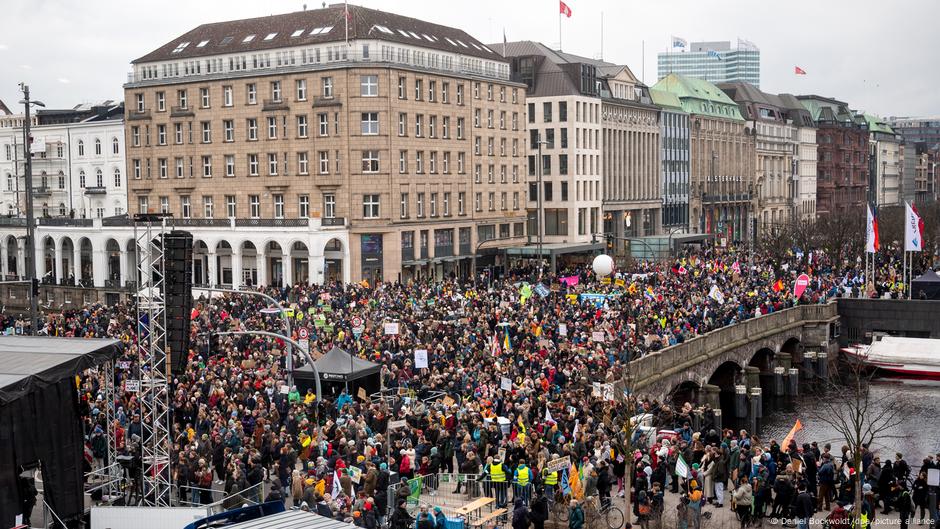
left=776, top=351, right=792, bottom=370
left=816, top=351, right=829, bottom=381
left=744, top=366, right=761, bottom=390
left=734, top=384, right=748, bottom=418
left=788, top=367, right=800, bottom=397
left=711, top=408, right=722, bottom=432
left=750, top=387, right=763, bottom=419
left=773, top=366, right=786, bottom=397
left=802, top=351, right=817, bottom=382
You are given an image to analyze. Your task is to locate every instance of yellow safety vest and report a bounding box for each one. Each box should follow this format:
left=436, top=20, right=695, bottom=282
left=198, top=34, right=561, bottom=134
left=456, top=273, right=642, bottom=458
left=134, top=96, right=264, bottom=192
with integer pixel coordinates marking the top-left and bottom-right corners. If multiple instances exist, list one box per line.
left=490, top=463, right=506, bottom=482
left=543, top=469, right=558, bottom=486
left=517, top=466, right=530, bottom=486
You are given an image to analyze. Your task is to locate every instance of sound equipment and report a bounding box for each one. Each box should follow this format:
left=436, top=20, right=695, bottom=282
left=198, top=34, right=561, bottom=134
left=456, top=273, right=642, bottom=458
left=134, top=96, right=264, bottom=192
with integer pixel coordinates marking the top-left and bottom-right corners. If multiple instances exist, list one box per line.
left=162, top=231, right=193, bottom=375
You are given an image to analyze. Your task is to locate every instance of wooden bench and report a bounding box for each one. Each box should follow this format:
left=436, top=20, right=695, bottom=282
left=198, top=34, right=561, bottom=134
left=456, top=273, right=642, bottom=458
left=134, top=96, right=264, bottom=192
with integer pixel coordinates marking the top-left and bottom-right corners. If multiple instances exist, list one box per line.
left=469, top=508, right=507, bottom=527
left=454, top=496, right=495, bottom=517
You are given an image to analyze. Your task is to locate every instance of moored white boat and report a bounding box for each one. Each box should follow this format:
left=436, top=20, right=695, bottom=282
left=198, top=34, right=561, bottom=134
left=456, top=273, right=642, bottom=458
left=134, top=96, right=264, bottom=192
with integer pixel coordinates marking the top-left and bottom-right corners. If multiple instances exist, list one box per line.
left=840, top=336, right=940, bottom=378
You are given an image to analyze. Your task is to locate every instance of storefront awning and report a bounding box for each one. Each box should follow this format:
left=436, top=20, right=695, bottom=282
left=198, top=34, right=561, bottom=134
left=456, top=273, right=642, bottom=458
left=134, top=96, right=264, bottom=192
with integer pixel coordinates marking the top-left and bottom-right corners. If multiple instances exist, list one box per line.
left=505, top=242, right=604, bottom=257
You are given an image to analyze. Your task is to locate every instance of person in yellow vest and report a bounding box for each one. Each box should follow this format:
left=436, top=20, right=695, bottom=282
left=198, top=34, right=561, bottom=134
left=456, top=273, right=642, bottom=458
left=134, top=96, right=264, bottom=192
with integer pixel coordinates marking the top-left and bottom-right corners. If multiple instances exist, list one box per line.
left=487, top=457, right=508, bottom=508
left=541, top=462, right=559, bottom=506
left=514, top=458, right=532, bottom=505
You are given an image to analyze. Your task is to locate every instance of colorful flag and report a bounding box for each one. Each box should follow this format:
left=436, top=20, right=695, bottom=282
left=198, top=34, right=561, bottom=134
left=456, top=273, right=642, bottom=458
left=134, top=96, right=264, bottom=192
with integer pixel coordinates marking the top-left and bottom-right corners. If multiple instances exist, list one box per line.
left=503, top=327, right=512, bottom=353
left=644, top=286, right=654, bottom=300
left=489, top=333, right=501, bottom=356
left=675, top=453, right=690, bottom=478
left=794, top=66, right=807, bottom=75
left=559, top=0, right=572, bottom=17
left=905, top=201, right=924, bottom=252
left=731, top=261, right=741, bottom=275
left=671, top=36, right=688, bottom=49
left=772, top=279, right=784, bottom=293
left=781, top=419, right=804, bottom=449
left=708, top=284, right=725, bottom=305
left=677, top=265, right=688, bottom=275
left=866, top=204, right=880, bottom=253
left=568, top=462, right=583, bottom=499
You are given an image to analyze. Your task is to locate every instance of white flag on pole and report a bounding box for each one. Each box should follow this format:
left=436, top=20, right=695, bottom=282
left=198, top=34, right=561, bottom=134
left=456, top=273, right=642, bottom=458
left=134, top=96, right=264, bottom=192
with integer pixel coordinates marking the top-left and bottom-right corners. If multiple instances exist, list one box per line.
left=866, top=204, right=879, bottom=253
left=675, top=453, right=690, bottom=478
left=905, top=201, right=923, bottom=252
left=545, top=407, right=555, bottom=424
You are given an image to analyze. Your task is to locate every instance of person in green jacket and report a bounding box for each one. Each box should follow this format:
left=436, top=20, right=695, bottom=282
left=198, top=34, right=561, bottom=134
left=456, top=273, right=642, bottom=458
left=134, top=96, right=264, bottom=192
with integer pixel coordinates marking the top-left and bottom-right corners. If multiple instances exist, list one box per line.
left=568, top=499, right=584, bottom=529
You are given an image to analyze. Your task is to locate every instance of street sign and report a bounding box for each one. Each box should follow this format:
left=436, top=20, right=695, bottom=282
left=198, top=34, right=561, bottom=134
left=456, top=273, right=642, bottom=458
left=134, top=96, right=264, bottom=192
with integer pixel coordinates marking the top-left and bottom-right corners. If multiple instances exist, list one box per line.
left=299, top=339, right=309, bottom=352
left=353, top=325, right=364, bottom=339
left=298, top=327, right=309, bottom=340
left=351, top=316, right=363, bottom=328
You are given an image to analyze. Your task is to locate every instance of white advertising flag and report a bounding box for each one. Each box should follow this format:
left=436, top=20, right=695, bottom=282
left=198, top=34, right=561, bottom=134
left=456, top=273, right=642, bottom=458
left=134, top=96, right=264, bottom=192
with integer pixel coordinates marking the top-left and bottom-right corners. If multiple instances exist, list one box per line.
left=905, top=201, right=923, bottom=252
left=866, top=204, right=879, bottom=253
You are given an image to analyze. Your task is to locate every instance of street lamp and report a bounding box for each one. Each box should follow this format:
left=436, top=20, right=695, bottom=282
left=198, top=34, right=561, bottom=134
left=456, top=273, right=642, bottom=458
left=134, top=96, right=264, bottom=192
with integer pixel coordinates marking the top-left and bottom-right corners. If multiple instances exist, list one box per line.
left=535, top=133, right=549, bottom=277
left=18, top=83, right=45, bottom=335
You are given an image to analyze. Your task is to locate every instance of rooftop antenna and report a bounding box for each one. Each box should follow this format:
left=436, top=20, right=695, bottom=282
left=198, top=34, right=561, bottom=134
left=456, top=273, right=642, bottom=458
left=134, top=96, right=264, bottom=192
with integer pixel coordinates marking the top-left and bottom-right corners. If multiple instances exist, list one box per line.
left=600, top=11, right=603, bottom=61
left=303, top=4, right=307, bottom=10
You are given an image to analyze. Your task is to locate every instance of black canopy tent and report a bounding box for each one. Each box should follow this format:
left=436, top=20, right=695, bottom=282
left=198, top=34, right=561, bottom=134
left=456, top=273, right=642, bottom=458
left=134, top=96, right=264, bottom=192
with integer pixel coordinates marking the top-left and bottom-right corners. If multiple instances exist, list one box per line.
left=0, top=336, right=121, bottom=528
left=911, top=270, right=940, bottom=299
left=294, top=346, right=381, bottom=399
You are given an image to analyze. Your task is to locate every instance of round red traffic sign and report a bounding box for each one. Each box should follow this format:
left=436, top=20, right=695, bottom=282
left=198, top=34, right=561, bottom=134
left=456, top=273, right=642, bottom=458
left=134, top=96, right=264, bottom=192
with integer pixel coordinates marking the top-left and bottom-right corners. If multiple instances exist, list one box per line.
left=298, top=327, right=309, bottom=339
left=351, top=316, right=363, bottom=328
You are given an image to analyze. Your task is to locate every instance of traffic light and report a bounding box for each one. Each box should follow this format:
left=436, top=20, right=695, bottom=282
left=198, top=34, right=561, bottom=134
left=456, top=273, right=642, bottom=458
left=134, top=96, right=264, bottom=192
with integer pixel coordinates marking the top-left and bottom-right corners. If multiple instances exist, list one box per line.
left=606, top=234, right=614, bottom=251
left=31, top=277, right=39, bottom=297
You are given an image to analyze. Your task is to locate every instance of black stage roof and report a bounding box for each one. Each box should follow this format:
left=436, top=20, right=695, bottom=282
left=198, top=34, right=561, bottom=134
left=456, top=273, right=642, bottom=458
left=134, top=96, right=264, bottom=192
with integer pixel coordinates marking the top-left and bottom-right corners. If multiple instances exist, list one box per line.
left=0, top=336, right=122, bottom=405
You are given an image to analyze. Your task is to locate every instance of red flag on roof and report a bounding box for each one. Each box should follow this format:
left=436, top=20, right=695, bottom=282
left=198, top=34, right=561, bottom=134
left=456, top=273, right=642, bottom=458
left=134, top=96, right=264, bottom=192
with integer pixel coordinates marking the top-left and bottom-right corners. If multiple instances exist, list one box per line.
left=794, top=66, right=807, bottom=75
left=559, top=0, right=572, bottom=17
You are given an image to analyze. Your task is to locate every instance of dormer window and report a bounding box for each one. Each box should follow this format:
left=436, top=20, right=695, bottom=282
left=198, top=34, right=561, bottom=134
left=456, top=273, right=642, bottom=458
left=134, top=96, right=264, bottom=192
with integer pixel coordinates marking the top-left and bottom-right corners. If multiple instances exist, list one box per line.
left=264, top=33, right=278, bottom=41
left=172, top=41, right=190, bottom=53
left=196, top=40, right=210, bottom=48
left=243, top=34, right=255, bottom=43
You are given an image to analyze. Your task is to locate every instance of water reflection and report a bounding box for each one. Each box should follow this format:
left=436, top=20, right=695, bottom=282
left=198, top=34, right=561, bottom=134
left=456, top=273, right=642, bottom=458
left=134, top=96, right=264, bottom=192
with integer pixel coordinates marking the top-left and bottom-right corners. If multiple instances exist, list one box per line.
left=761, top=377, right=940, bottom=471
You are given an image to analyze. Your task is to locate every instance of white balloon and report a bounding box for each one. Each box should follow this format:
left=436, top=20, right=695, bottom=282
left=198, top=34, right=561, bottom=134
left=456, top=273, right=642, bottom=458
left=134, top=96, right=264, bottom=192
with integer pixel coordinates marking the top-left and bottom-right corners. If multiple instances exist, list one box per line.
left=592, top=254, right=614, bottom=277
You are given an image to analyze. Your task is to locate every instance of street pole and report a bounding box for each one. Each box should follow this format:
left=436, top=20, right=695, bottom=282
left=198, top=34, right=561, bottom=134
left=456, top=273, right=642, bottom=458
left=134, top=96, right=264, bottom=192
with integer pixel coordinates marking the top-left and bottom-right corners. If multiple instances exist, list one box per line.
left=212, top=330, right=320, bottom=404
left=20, top=83, right=39, bottom=334
left=536, top=134, right=544, bottom=277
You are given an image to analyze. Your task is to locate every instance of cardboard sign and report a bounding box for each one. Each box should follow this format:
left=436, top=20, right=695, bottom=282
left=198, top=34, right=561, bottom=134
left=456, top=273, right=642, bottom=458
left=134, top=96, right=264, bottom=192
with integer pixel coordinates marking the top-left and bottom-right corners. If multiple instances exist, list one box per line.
left=534, top=283, right=550, bottom=298
left=388, top=419, right=407, bottom=431
left=600, top=277, right=611, bottom=285
left=298, top=327, right=309, bottom=340
left=591, top=331, right=605, bottom=343
left=442, top=396, right=456, bottom=407
left=280, top=385, right=290, bottom=395
left=125, top=380, right=140, bottom=393
left=348, top=466, right=363, bottom=484
left=558, top=324, right=568, bottom=337
left=299, top=339, right=309, bottom=352
left=500, top=377, right=512, bottom=391
left=384, top=322, right=399, bottom=335
left=357, top=387, right=368, bottom=401
left=414, top=349, right=429, bottom=369
left=592, top=382, right=602, bottom=397
left=546, top=456, right=571, bottom=473
left=602, top=384, right=615, bottom=402
left=928, top=468, right=940, bottom=486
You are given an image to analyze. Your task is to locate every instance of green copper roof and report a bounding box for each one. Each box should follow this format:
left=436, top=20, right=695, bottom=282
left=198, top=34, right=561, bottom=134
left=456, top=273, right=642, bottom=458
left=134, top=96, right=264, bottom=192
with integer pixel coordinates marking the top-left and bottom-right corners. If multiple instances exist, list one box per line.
left=651, top=74, right=744, bottom=121
left=649, top=88, right=684, bottom=112
left=799, top=99, right=823, bottom=121
left=864, top=114, right=895, bottom=135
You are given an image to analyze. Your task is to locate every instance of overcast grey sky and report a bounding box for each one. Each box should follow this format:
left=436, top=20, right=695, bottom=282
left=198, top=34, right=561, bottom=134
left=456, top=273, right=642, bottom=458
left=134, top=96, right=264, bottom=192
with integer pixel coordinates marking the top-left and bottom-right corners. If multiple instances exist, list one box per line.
left=2, top=0, right=937, bottom=117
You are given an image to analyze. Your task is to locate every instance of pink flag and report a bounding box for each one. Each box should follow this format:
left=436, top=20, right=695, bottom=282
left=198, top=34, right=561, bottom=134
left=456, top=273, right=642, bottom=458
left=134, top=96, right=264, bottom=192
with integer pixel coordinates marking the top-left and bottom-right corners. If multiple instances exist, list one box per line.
left=731, top=261, right=741, bottom=274
left=793, top=273, right=810, bottom=298
left=559, top=275, right=580, bottom=287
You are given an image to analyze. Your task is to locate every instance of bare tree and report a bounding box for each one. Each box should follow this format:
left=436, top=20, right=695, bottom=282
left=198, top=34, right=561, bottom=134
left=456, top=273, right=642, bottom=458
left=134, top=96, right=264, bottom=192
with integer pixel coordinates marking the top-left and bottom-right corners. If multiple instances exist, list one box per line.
left=807, top=356, right=911, bottom=527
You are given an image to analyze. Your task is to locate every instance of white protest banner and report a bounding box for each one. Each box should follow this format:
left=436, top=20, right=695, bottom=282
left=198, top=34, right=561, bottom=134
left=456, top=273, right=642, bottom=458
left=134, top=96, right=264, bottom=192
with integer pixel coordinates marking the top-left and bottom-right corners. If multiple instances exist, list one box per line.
left=928, top=468, right=940, bottom=486
left=546, top=456, right=571, bottom=473
left=125, top=380, right=140, bottom=393
left=384, top=321, right=399, bottom=335
left=558, top=324, right=568, bottom=337
left=592, top=382, right=602, bottom=397
left=387, top=419, right=407, bottom=430
left=602, top=384, right=615, bottom=402
left=279, top=385, right=290, bottom=395
left=414, top=349, right=429, bottom=369
left=591, top=331, right=605, bottom=342
left=500, top=377, right=512, bottom=391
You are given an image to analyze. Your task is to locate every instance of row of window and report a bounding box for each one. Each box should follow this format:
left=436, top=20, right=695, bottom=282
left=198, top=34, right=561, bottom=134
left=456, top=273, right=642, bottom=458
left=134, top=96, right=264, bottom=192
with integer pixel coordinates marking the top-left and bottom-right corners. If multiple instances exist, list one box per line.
left=138, top=193, right=337, bottom=220
left=3, top=139, right=119, bottom=160
left=527, top=101, right=569, bottom=124
left=4, top=169, right=121, bottom=191
left=397, top=189, right=521, bottom=219
left=526, top=180, right=601, bottom=203
left=134, top=75, right=519, bottom=114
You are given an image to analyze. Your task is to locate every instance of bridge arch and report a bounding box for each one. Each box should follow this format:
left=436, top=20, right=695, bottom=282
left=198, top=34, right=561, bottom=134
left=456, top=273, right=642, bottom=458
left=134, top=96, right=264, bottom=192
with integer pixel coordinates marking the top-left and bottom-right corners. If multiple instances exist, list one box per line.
left=709, top=360, right=744, bottom=429
left=668, top=380, right=701, bottom=409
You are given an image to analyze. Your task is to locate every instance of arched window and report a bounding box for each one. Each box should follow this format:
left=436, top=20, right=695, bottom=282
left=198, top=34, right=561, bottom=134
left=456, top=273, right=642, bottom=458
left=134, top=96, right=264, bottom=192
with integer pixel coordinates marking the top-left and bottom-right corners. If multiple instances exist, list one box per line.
left=40, top=171, right=48, bottom=189
left=59, top=203, right=66, bottom=216
left=79, top=170, right=86, bottom=188
left=96, top=169, right=103, bottom=187
left=94, top=139, right=102, bottom=155
left=77, top=140, right=84, bottom=156
left=112, top=137, right=119, bottom=154
left=58, top=171, right=65, bottom=189
left=6, top=173, right=12, bottom=192
left=42, top=203, right=49, bottom=217
left=113, top=168, right=122, bottom=187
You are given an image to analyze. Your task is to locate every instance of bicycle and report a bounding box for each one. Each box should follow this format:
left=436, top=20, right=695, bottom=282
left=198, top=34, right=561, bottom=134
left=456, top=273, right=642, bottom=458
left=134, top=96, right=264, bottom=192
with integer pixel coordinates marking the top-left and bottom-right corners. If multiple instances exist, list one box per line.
left=552, top=492, right=624, bottom=529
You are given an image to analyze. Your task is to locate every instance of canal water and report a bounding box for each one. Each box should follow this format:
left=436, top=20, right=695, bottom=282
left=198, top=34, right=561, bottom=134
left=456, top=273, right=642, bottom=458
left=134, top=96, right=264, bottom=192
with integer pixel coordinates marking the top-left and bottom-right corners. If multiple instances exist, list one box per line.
left=760, top=377, right=940, bottom=472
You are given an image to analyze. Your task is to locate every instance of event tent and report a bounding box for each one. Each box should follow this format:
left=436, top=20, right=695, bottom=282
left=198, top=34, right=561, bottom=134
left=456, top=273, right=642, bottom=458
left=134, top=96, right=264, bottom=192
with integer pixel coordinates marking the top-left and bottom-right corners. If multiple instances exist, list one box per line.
left=911, top=270, right=940, bottom=299
left=293, top=346, right=381, bottom=398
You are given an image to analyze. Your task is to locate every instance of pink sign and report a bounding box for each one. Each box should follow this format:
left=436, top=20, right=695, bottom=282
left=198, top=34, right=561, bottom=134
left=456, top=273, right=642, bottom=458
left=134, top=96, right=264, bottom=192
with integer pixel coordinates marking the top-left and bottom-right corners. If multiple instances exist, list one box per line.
left=559, top=275, right=580, bottom=287
left=793, top=274, right=811, bottom=298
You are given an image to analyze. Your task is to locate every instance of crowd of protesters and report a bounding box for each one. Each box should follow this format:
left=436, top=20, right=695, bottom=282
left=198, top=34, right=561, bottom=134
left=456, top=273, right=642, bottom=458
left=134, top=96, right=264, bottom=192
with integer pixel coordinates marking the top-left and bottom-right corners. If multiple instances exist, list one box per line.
left=3, top=244, right=937, bottom=529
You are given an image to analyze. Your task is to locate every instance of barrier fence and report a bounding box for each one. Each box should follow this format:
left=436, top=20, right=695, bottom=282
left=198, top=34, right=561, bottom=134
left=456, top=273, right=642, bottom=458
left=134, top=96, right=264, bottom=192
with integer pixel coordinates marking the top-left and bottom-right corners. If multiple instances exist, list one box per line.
left=386, top=473, right=534, bottom=523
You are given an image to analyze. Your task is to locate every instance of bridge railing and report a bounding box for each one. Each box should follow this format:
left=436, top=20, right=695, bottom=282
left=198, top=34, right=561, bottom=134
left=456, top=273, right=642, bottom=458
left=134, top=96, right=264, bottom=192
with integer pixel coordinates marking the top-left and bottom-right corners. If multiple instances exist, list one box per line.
left=629, top=302, right=837, bottom=392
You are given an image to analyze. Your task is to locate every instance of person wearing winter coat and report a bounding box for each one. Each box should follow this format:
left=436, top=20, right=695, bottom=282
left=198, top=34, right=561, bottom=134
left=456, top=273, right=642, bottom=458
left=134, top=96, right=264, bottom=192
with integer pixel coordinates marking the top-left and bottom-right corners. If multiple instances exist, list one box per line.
left=529, top=489, right=550, bottom=529
left=568, top=499, right=584, bottom=529
left=511, top=498, right=530, bottom=529
left=732, top=477, right=753, bottom=529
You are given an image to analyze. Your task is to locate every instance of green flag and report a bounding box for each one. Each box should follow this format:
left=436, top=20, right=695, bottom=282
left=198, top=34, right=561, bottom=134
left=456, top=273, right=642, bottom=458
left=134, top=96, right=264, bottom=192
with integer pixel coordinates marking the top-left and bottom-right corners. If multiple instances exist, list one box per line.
left=675, top=453, right=690, bottom=478
left=407, top=477, right=422, bottom=501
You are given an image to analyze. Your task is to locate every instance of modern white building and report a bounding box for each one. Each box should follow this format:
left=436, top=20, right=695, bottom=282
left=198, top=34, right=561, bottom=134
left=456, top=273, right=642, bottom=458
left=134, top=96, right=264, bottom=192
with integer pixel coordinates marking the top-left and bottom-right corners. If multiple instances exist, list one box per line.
left=865, top=114, right=902, bottom=207
left=0, top=102, right=127, bottom=219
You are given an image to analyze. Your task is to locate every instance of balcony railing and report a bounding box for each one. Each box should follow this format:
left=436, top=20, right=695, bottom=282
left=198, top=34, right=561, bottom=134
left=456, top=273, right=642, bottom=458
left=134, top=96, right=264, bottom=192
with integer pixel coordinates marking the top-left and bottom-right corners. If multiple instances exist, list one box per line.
left=102, top=215, right=134, bottom=227
left=170, top=218, right=233, bottom=228
left=312, top=96, right=343, bottom=108
left=127, top=109, right=152, bottom=120
left=234, top=218, right=309, bottom=228
left=170, top=106, right=194, bottom=118
left=262, top=98, right=289, bottom=111
left=0, top=217, right=27, bottom=227
left=39, top=218, right=93, bottom=227
left=321, top=216, right=345, bottom=227
left=84, top=186, right=107, bottom=195
left=32, top=186, right=52, bottom=196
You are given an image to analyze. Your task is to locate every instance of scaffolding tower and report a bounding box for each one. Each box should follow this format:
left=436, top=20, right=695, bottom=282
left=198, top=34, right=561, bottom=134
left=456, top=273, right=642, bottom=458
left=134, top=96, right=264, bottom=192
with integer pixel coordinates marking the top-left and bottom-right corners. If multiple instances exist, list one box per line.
left=134, top=213, right=172, bottom=507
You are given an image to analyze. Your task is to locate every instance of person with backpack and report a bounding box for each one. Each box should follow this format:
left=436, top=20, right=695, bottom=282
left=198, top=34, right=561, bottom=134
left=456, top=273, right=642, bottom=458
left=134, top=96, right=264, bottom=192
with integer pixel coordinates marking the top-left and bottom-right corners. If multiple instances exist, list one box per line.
left=416, top=505, right=436, bottom=529
left=895, top=482, right=913, bottom=529
left=793, top=482, right=815, bottom=529
left=512, top=498, right=530, bottom=529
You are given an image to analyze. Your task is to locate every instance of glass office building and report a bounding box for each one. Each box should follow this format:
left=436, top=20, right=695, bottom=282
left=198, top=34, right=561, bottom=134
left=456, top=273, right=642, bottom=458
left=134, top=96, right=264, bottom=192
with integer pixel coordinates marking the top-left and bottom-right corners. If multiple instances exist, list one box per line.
left=657, top=40, right=760, bottom=87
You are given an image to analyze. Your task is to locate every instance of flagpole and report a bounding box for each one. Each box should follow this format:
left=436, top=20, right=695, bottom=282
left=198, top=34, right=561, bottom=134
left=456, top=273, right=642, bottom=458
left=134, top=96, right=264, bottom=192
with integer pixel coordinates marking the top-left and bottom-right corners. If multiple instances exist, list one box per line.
left=559, top=11, right=562, bottom=51
left=344, top=0, right=349, bottom=46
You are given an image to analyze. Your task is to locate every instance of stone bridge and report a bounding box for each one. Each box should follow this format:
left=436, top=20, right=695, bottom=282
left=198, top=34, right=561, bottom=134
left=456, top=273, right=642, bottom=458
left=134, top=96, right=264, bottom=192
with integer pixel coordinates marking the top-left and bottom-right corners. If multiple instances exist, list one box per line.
left=625, top=303, right=840, bottom=427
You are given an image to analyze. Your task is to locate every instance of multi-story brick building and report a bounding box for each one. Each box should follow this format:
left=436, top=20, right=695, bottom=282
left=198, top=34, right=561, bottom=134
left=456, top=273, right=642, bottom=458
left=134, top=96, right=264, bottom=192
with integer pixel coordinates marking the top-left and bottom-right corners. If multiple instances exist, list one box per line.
left=798, top=95, right=869, bottom=216
left=122, top=4, right=526, bottom=285
left=653, top=74, right=755, bottom=242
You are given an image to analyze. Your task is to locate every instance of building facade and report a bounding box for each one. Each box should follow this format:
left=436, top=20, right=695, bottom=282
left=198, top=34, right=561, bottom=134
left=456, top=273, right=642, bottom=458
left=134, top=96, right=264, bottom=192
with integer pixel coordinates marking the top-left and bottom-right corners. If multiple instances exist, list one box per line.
left=779, top=94, right=817, bottom=220
left=798, top=96, right=869, bottom=216
left=718, top=83, right=799, bottom=232
left=501, top=41, right=661, bottom=263
left=888, top=116, right=940, bottom=148
left=0, top=103, right=127, bottom=220
left=120, top=4, right=526, bottom=286
left=865, top=115, right=902, bottom=207
left=650, top=89, right=690, bottom=231
left=657, top=40, right=760, bottom=87
left=653, top=74, right=755, bottom=242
